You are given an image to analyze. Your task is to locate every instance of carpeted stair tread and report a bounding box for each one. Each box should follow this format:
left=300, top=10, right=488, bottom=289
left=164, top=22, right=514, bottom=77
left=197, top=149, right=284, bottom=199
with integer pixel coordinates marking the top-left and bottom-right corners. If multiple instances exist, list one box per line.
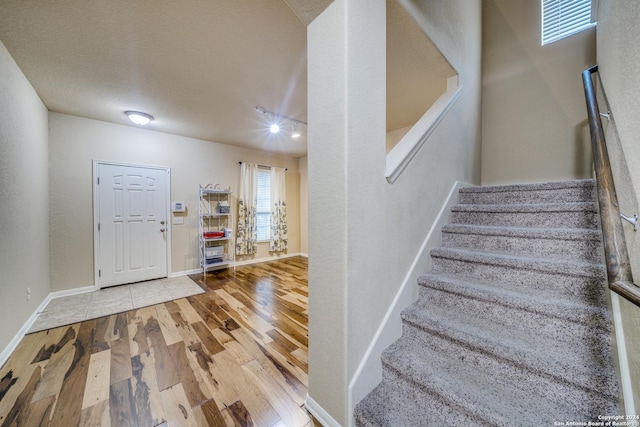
left=441, top=224, right=602, bottom=261
left=451, top=201, right=597, bottom=213
left=459, top=179, right=594, bottom=194
left=450, top=202, right=598, bottom=228
left=441, top=223, right=600, bottom=240
left=413, top=277, right=612, bottom=363
left=353, top=378, right=484, bottom=427
left=429, top=246, right=607, bottom=304
left=376, top=338, right=602, bottom=426
left=430, top=246, right=604, bottom=278
left=457, top=179, right=595, bottom=205
left=354, top=179, right=618, bottom=426
left=416, top=272, right=611, bottom=328
left=400, top=304, right=616, bottom=399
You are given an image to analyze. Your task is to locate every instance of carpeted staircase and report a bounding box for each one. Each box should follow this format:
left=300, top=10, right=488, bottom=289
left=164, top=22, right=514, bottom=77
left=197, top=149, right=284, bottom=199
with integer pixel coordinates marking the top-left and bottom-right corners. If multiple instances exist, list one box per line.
left=354, top=179, right=619, bottom=426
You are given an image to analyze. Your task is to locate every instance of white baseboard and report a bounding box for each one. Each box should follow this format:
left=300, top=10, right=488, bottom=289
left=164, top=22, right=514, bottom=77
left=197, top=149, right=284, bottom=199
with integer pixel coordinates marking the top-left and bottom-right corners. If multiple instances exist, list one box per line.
left=50, top=285, right=95, bottom=299
left=347, top=180, right=472, bottom=423
left=232, top=252, right=304, bottom=267
left=170, top=253, right=306, bottom=278
left=0, top=284, right=97, bottom=367
left=0, top=293, right=51, bottom=368
left=305, top=394, right=341, bottom=427
left=170, top=268, right=202, bottom=278
left=611, top=292, right=636, bottom=416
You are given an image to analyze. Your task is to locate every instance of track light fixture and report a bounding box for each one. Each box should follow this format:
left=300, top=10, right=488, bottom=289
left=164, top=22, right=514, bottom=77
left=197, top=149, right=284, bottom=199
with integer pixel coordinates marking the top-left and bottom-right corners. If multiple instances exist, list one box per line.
left=291, top=122, right=301, bottom=138
left=255, top=106, right=306, bottom=139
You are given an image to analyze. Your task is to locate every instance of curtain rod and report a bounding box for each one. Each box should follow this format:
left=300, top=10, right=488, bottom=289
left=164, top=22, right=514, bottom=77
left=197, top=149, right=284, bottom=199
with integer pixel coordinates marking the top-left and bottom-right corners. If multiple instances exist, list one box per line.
left=238, top=161, right=287, bottom=171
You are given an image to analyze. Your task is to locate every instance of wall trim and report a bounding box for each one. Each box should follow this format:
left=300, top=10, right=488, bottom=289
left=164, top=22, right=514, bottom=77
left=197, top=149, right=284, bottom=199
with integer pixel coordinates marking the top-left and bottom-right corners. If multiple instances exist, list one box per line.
left=386, top=76, right=462, bottom=184
left=611, top=292, right=636, bottom=415
left=0, top=294, right=52, bottom=368
left=347, top=180, right=472, bottom=424
left=170, top=252, right=306, bottom=277
left=0, top=284, right=96, bottom=367
left=232, top=252, right=305, bottom=267
left=305, top=394, right=342, bottom=427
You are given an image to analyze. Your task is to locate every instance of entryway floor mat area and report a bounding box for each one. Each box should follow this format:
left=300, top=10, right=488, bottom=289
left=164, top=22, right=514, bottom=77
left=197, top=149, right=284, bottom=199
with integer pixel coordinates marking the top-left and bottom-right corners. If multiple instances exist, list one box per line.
left=28, top=276, right=204, bottom=333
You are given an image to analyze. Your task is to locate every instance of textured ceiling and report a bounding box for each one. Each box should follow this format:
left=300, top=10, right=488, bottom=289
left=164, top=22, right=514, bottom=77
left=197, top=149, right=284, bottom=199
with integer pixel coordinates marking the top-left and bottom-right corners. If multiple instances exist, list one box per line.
left=0, top=0, right=452, bottom=158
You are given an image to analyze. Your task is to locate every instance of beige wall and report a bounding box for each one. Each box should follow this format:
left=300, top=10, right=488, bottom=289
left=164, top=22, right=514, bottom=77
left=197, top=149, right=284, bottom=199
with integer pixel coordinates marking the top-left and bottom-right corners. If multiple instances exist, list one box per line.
left=0, top=41, right=50, bottom=352
left=48, top=112, right=300, bottom=291
left=481, top=0, right=596, bottom=185
left=596, top=0, right=640, bottom=412
left=307, top=0, right=482, bottom=423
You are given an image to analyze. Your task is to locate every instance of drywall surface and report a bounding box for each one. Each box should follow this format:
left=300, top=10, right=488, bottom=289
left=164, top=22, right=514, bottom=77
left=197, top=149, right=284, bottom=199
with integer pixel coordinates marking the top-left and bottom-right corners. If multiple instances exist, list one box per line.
left=481, top=0, right=596, bottom=185
left=48, top=113, right=300, bottom=291
left=0, top=41, right=50, bottom=351
left=307, top=1, right=350, bottom=422
left=307, top=0, right=482, bottom=423
left=596, top=0, right=640, bottom=412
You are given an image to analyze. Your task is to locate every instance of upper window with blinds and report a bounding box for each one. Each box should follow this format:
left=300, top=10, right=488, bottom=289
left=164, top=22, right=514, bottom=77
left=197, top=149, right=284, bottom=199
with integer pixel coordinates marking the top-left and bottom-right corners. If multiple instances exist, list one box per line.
left=256, top=168, right=271, bottom=242
left=541, top=0, right=596, bottom=45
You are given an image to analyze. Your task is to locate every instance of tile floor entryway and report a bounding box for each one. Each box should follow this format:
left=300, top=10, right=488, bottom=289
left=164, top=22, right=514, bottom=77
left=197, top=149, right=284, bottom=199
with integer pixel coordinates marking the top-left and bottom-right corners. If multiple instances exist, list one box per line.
left=28, top=275, right=204, bottom=333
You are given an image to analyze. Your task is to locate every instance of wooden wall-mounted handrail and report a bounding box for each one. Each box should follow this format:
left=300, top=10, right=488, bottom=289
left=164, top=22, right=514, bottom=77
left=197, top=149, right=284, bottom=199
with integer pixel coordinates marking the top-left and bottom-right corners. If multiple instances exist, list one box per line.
left=582, top=65, right=640, bottom=308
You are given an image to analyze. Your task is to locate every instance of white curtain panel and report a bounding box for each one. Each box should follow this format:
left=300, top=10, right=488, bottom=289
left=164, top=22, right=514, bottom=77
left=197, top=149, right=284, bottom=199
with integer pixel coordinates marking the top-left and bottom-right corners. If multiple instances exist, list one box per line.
left=236, top=162, right=258, bottom=255
left=270, top=167, right=288, bottom=252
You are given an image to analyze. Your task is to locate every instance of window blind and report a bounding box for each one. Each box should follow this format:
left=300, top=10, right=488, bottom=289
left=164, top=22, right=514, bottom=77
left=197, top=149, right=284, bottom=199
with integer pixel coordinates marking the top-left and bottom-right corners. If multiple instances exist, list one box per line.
left=542, top=0, right=595, bottom=45
left=256, top=169, right=271, bottom=241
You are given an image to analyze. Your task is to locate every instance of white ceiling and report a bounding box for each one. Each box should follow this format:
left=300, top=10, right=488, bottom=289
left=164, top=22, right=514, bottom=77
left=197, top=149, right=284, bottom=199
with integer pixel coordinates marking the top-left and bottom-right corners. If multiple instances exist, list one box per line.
left=0, top=0, right=452, bottom=158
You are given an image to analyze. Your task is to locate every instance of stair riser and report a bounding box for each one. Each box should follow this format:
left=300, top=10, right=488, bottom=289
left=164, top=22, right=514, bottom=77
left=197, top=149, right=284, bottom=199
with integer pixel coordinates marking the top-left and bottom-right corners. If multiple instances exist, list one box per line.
left=378, top=366, right=495, bottom=427
left=458, top=187, right=594, bottom=205
left=414, top=285, right=610, bottom=349
left=393, top=325, right=617, bottom=418
left=417, top=273, right=611, bottom=328
left=441, top=232, right=601, bottom=262
left=430, top=256, right=606, bottom=305
left=450, top=210, right=598, bottom=229
left=354, top=377, right=485, bottom=427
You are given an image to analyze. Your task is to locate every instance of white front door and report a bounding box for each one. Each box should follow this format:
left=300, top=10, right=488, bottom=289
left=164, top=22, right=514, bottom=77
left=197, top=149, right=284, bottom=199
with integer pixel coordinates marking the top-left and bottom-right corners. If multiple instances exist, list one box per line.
left=95, top=162, right=169, bottom=288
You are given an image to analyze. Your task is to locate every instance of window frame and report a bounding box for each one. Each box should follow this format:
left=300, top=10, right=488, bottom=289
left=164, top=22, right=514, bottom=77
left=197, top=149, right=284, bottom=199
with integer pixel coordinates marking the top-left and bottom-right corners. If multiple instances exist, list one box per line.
left=255, top=167, right=271, bottom=242
left=541, top=0, right=596, bottom=46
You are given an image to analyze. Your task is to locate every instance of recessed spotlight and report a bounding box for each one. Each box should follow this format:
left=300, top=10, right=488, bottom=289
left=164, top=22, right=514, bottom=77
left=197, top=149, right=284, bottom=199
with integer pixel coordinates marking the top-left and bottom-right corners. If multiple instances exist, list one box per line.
left=270, top=124, right=280, bottom=134
left=125, top=111, right=154, bottom=126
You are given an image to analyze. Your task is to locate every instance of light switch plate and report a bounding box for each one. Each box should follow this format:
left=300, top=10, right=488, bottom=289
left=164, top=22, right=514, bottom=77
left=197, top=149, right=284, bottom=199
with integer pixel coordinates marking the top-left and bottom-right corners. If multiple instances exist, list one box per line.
left=172, top=217, right=184, bottom=225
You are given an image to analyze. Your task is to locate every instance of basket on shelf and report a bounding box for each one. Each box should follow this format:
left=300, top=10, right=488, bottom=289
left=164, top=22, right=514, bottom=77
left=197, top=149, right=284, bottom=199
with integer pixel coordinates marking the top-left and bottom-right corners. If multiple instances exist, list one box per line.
left=203, top=231, right=224, bottom=239
left=217, top=200, right=230, bottom=214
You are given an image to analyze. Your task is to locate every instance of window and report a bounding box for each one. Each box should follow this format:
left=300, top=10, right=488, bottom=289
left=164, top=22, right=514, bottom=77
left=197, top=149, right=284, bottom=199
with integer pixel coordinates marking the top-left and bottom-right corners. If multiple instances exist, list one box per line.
left=541, top=0, right=596, bottom=46
left=256, top=168, right=271, bottom=241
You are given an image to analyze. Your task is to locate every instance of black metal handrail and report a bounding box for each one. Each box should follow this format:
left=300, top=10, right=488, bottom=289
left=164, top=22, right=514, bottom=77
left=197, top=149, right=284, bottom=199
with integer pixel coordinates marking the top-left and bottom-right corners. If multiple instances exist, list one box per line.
left=582, top=65, right=640, bottom=308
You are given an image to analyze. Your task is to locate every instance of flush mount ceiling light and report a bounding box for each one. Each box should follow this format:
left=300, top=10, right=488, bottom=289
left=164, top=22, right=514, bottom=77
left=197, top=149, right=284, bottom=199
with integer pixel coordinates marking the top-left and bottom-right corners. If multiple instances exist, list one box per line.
left=255, top=106, right=306, bottom=139
left=125, top=111, right=154, bottom=126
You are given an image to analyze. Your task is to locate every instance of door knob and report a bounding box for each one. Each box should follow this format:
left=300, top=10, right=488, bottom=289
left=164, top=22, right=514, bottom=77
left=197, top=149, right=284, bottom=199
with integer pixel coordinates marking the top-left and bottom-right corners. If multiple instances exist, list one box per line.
left=160, top=228, right=166, bottom=232
left=160, top=220, right=165, bottom=225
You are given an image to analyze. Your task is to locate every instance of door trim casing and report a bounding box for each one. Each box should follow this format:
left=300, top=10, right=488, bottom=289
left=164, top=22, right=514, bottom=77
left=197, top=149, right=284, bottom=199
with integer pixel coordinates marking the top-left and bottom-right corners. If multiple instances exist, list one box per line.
left=92, top=160, right=172, bottom=289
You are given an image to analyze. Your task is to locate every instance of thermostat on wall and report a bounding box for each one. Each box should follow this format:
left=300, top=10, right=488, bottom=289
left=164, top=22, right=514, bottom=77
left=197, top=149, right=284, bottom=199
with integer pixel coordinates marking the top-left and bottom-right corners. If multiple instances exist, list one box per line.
left=172, top=202, right=186, bottom=213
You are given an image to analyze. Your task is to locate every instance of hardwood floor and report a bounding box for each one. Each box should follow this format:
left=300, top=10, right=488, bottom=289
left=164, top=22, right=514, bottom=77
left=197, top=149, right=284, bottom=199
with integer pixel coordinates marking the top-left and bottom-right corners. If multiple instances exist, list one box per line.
left=0, top=256, right=310, bottom=427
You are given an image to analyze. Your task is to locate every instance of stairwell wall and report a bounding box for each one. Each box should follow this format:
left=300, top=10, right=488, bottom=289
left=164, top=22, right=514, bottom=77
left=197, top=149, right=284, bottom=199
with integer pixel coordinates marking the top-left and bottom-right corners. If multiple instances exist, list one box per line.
left=307, top=0, right=481, bottom=424
left=481, top=0, right=596, bottom=185
left=595, top=0, right=640, bottom=412
left=0, top=41, right=50, bottom=356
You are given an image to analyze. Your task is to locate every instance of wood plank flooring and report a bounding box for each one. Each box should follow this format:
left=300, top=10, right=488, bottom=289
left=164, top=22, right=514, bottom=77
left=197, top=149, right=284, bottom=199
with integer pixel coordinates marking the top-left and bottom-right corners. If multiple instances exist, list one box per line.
left=0, top=256, right=312, bottom=427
